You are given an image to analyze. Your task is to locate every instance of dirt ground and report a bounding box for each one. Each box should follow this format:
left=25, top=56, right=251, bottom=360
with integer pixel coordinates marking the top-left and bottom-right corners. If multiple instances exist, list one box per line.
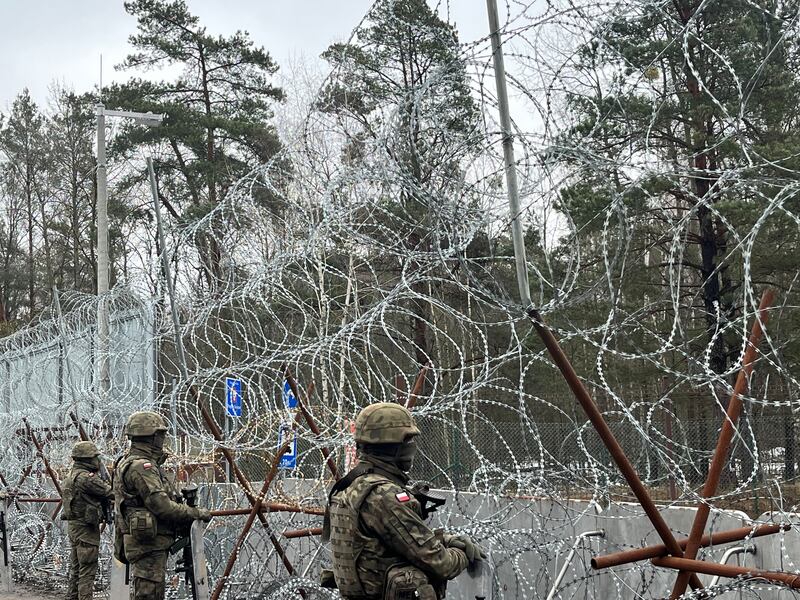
left=0, top=585, right=58, bottom=600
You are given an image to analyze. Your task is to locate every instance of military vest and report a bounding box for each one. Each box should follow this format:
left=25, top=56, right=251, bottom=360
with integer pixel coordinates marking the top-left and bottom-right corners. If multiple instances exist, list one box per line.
left=115, top=454, right=180, bottom=532
left=328, top=469, right=408, bottom=599
left=61, top=468, right=102, bottom=525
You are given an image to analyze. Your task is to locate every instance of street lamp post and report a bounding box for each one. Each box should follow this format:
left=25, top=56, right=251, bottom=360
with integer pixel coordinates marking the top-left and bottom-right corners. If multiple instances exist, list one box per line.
left=94, top=105, right=164, bottom=403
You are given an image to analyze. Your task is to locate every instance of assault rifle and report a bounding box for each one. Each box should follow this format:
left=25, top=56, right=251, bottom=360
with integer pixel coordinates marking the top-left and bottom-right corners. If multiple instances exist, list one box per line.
left=407, top=481, right=446, bottom=520
left=170, top=485, right=200, bottom=599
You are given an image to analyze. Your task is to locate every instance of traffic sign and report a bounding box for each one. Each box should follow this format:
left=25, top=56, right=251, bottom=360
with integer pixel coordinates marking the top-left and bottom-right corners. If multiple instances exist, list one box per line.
left=278, top=424, right=297, bottom=469
left=225, top=377, right=242, bottom=417
left=282, top=379, right=298, bottom=409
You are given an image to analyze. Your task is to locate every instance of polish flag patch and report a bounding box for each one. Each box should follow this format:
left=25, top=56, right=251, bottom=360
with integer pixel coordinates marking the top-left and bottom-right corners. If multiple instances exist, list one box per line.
left=396, top=492, right=411, bottom=503
left=143, top=463, right=152, bottom=469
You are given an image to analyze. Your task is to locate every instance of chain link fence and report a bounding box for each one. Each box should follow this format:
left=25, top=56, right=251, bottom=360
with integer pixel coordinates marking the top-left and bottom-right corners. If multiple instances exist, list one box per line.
left=414, top=414, right=796, bottom=501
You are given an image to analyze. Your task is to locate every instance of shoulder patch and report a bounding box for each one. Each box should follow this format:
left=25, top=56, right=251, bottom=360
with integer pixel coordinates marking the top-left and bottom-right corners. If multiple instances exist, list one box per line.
left=88, top=472, right=95, bottom=477
left=143, top=462, right=152, bottom=469
left=396, top=491, right=411, bottom=503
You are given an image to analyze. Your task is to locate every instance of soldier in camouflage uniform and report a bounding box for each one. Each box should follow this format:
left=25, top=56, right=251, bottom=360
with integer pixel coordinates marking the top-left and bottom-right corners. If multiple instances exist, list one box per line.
left=324, top=403, right=484, bottom=600
left=63, top=440, right=114, bottom=600
left=113, top=411, right=211, bottom=600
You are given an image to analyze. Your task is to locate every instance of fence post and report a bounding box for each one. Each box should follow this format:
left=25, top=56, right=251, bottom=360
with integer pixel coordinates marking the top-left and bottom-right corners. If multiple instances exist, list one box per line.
left=0, top=494, right=12, bottom=593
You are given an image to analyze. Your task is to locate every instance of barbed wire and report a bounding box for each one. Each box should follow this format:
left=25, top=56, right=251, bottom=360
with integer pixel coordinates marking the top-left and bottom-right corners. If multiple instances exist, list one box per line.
left=1, top=0, right=800, bottom=598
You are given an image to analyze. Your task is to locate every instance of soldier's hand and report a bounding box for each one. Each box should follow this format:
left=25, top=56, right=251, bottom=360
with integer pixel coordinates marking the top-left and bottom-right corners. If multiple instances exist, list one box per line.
left=447, top=534, right=486, bottom=563
left=195, top=508, right=212, bottom=522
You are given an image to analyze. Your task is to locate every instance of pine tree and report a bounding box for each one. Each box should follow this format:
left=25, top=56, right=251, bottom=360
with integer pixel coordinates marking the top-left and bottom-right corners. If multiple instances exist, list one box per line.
left=0, top=90, right=48, bottom=317
left=46, top=88, right=99, bottom=294
left=320, top=0, right=481, bottom=370
left=557, top=0, right=800, bottom=376
left=105, top=0, right=285, bottom=285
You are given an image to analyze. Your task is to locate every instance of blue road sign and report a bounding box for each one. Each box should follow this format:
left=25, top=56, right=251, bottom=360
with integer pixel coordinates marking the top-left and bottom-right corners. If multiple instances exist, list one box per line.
left=278, top=424, right=297, bottom=469
left=225, top=377, right=242, bottom=417
left=282, top=379, right=298, bottom=409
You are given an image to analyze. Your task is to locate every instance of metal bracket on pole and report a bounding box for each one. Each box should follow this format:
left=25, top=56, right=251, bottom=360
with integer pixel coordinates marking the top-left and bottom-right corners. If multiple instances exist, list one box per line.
left=546, top=530, right=605, bottom=600
left=0, top=495, right=12, bottom=592
left=708, top=545, right=756, bottom=587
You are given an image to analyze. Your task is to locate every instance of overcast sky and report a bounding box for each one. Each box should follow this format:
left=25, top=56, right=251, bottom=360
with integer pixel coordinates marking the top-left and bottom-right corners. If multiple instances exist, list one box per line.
left=0, top=0, right=490, bottom=110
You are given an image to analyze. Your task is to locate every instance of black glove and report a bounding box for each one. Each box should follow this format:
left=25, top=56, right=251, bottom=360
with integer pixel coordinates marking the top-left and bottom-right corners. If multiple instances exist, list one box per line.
left=447, top=534, right=486, bottom=563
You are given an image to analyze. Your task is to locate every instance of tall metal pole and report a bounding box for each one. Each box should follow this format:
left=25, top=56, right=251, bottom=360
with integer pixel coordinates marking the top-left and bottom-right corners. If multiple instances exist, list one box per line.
left=95, top=104, right=111, bottom=402
left=486, top=0, right=531, bottom=308
left=147, top=158, right=189, bottom=382
left=485, top=0, right=709, bottom=591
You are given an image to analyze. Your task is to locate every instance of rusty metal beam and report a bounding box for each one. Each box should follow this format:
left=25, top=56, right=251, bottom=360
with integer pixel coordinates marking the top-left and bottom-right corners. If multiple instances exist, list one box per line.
left=670, top=289, right=775, bottom=598
left=654, top=556, right=800, bottom=588
left=191, top=384, right=299, bottom=578
left=526, top=308, right=703, bottom=591
left=283, top=527, right=323, bottom=539
left=405, top=363, right=430, bottom=410
left=211, top=504, right=324, bottom=518
left=24, top=419, right=63, bottom=499
left=210, top=440, right=290, bottom=600
left=592, top=523, right=787, bottom=570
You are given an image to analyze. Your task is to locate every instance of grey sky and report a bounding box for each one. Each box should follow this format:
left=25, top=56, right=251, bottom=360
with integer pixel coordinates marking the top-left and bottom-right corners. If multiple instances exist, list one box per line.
left=0, top=0, right=490, bottom=110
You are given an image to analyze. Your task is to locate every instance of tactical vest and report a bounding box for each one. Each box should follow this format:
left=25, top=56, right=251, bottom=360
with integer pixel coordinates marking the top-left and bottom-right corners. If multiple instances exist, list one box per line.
left=112, top=454, right=137, bottom=534
left=61, top=469, right=101, bottom=525
left=328, top=469, right=407, bottom=599
left=113, top=454, right=176, bottom=537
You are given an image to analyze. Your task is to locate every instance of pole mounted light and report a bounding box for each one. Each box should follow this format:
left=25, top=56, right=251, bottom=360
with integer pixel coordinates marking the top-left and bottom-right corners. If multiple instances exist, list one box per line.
left=94, top=104, right=164, bottom=402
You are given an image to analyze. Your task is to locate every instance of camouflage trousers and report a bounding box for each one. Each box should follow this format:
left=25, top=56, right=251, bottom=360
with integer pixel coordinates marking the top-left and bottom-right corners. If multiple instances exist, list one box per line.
left=130, top=550, right=168, bottom=600
left=67, top=540, right=99, bottom=600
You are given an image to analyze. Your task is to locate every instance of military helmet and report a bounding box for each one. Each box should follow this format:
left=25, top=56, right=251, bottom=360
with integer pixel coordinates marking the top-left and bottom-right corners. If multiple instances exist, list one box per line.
left=72, top=440, right=100, bottom=459
left=354, top=403, right=420, bottom=444
left=125, top=411, right=168, bottom=437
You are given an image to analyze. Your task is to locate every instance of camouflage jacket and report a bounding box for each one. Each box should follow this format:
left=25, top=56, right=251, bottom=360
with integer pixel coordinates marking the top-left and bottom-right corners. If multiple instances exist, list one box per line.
left=114, top=443, right=202, bottom=561
left=62, top=462, right=113, bottom=546
left=327, top=457, right=467, bottom=599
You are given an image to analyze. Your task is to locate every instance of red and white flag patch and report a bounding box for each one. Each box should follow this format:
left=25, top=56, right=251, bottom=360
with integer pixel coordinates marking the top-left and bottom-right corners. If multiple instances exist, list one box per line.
left=143, top=462, right=152, bottom=469
left=396, top=492, right=411, bottom=503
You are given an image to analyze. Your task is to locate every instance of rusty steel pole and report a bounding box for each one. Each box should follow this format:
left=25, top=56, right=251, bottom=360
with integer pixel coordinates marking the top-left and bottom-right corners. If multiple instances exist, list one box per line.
left=211, top=504, right=324, bottom=518
left=24, top=420, right=62, bottom=498
left=592, top=523, right=786, bottom=570
left=655, top=556, right=800, bottom=588
left=489, top=0, right=700, bottom=586
left=405, top=363, right=430, bottom=410
left=283, top=527, right=323, bottom=539
left=191, top=385, right=299, bottom=578
left=211, top=440, right=291, bottom=600
left=24, top=420, right=64, bottom=554
left=527, top=309, right=703, bottom=591
left=670, top=289, right=775, bottom=598
left=13, top=497, right=61, bottom=503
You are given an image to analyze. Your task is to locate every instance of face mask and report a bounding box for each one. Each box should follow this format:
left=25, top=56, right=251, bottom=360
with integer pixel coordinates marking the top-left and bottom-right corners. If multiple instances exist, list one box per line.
left=158, top=444, right=173, bottom=466
left=88, top=457, right=102, bottom=472
left=152, top=430, right=167, bottom=451
left=396, top=438, right=418, bottom=472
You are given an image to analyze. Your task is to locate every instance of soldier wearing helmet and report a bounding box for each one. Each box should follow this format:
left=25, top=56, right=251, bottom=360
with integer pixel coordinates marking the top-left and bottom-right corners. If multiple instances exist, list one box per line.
left=63, top=440, right=113, bottom=600
left=113, top=411, right=211, bottom=600
left=323, top=403, right=484, bottom=600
